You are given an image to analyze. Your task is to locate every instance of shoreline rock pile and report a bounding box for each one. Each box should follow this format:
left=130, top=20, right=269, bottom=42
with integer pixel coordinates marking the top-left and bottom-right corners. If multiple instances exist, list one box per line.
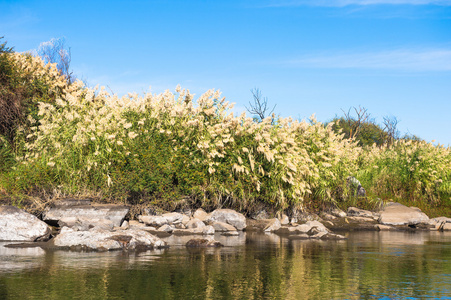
left=0, top=199, right=450, bottom=251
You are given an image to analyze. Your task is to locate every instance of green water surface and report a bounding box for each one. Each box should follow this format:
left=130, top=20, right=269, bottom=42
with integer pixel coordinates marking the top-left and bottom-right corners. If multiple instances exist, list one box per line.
left=0, top=231, right=450, bottom=299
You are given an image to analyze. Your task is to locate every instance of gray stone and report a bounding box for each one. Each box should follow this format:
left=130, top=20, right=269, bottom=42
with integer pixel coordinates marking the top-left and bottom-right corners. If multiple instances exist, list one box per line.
left=347, top=207, right=375, bottom=219
left=181, top=215, right=191, bottom=226
left=193, top=209, right=209, bottom=222
left=139, top=215, right=168, bottom=227
left=441, top=223, right=451, bottom=231
left=172, top=225, right=215, bottom=235
left=158, top=224, right=175, bottom=233
left=212, top=221, right=237, bottom=232
left=291, top=224, right=311, bottom=234
left=121, top=220, right=129, bottom=229
left=0, top=206, right=51, bottom=242
left=162, top=212, right=184, bottom=224
left=378, top=202, right=429, bottom=226
left=429, top=217, right=451, bottom=231
left=320, top=212, right=337, bottom=220
left=279, top=214, right=290, bottom=225
left=43, top=202, right=129, bottom=227
left=52, top=227, right=166, bottom=251
left=72, top=218, right=115, bottom=231
left=330, top=208, right=346, bottom=218
left=376, top=224, right=395, bottom=231
left=206, top=209, right=246, bottom=230
left=202, top=225, right=215, bottom=235
left=264, top=218, right=281, bottom=232
left=185, top=218, right=206, bottom=229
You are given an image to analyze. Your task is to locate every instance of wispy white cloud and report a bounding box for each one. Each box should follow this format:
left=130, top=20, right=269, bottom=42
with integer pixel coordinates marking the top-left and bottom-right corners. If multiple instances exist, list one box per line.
left=267, top=0, right=451, bottom=7
left=283, top=49, right=451, bottom=71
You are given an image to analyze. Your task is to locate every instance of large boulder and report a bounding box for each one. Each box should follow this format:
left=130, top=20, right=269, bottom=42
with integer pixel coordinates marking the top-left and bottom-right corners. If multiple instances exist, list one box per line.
left=43, top=199, right=129, bottom=227
left=378, top=203, right=429, bottom=226
left=0, top=206, right=51, bottom=242
left=206, top=209, right=246, bottom=230
left=52, top=227, right=166, bottom=251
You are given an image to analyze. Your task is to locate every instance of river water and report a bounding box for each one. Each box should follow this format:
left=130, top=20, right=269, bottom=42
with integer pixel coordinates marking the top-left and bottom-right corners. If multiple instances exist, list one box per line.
left=1, top=231, right=450, bottom=299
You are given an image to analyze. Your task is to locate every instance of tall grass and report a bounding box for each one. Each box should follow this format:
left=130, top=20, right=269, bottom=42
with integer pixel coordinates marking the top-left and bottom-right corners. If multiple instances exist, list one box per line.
left=1, top=52, right=450, bottom=215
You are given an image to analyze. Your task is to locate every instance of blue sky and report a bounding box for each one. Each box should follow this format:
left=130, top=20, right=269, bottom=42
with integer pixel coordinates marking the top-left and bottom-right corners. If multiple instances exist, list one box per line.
left=1, top=0, right=450, bottom=145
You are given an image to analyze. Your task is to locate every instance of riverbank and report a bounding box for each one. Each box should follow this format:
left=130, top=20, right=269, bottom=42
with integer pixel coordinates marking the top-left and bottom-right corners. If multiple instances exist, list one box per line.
left=1, top=198, right=450, bottom=252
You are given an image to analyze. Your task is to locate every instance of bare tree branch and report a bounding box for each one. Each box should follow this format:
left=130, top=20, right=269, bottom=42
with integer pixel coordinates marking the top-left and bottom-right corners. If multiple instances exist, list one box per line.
left=245, top=88, right=276, bottom=122
left=37, top=37, right=74, bottom=84
left=341, top=106, right=370, bottom=139
left=383, top=115, right=399, bottom=146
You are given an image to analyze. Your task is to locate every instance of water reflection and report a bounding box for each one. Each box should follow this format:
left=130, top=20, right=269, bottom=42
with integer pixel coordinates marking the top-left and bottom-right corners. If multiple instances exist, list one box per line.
left=0, top=232, right=450, bottom=299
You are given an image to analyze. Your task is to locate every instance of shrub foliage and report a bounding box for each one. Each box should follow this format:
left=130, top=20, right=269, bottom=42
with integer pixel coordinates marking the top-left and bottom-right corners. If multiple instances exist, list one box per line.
left=1, top=50, right=450, bottom=213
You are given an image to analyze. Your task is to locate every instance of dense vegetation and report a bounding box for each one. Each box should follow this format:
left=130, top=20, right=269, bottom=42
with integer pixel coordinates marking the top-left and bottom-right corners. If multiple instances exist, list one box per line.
left=1, top=39, right=450, bottom=217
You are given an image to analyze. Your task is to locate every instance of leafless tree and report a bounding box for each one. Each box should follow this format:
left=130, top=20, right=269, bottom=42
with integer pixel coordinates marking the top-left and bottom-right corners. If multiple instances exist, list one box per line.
left=383, top=115, right=399, bottom=146
left=341, top=106, right=370, bottom=139
left=37, top=37, right=74, bottom=83
left=245, top=88, right=276, bottom=122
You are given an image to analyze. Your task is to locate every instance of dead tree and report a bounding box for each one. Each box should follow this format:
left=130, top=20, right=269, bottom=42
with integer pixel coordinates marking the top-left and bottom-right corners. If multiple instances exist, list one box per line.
left=341, top=106, right=370, bottom=140
left=383, top=115, right=399, bottom=146
left=245, top=88, right=276, bottom=122
left=37, top=37, right=74, bottom=84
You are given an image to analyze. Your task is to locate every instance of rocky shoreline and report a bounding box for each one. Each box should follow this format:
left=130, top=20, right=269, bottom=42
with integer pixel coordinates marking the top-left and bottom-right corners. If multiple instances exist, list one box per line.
left=1, top=199, right=450, bottom=251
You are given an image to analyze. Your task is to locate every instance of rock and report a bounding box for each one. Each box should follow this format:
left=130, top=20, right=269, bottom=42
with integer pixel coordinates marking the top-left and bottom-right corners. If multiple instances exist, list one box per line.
left=206, top=209, right=246, bottom=230
left=185, top=218, right=206, bottom=229
left=212, top=221, right=237, bottom=232
left=43, top=201, right=129, bottom=227
left=376, top=224, right=395, bottom=231
left=279, top=214, right=290, bottom=225
left=378, top=202, right=429, bottom=226
left=186, top=238, right=223, bottom=248
left=158, top=224, right=175, bottom=233
left=264, top=218, right=281, bottom=232
left=139, top=215, right=168, bottom=227
left=162, top=212, right=184, bottom=224
left=57, top=217, right=78, bottom=227
left=172, top=225, right=215, bottom=235
left=442, top=223, right=451, bottom=231
left=73, top=218, right=115, bottom=231
left=0, top=206, right=51, bottom=242
left=202, top=225, right=215, bottom=235
left=292, top=224, right=311, bottom=234
left=52, top=227, right=166, bottom=251
left=357, top=186, right=366, bottom=197
left=121, top=220, right=129, bottom=229
left=290, top=210, right=320, bottom=224
left=347, top=207, right=375, bottom=219
left=193, top=209, right=209, bottom=222
left=128, top=220, right=146, bottom=229
left=320, top=212, right=336, bottom=220
left=330, top=208, right=346, bottom=218
left=347, top=176, right=366, bottom=197
left=429, top=217, right=451, bottom=231
left=181, top=215, right=191, bottom=226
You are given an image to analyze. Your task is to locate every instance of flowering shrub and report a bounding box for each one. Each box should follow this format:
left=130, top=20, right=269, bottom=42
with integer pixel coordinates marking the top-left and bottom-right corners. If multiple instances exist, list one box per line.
left=1, top=52, right=450, bottom=213
left=357, top=140, right=451, bottom=205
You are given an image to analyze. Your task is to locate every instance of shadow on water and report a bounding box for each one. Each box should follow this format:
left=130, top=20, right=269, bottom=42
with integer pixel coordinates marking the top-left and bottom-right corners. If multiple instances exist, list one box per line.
left=0, top=231, right=450, bottom=299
